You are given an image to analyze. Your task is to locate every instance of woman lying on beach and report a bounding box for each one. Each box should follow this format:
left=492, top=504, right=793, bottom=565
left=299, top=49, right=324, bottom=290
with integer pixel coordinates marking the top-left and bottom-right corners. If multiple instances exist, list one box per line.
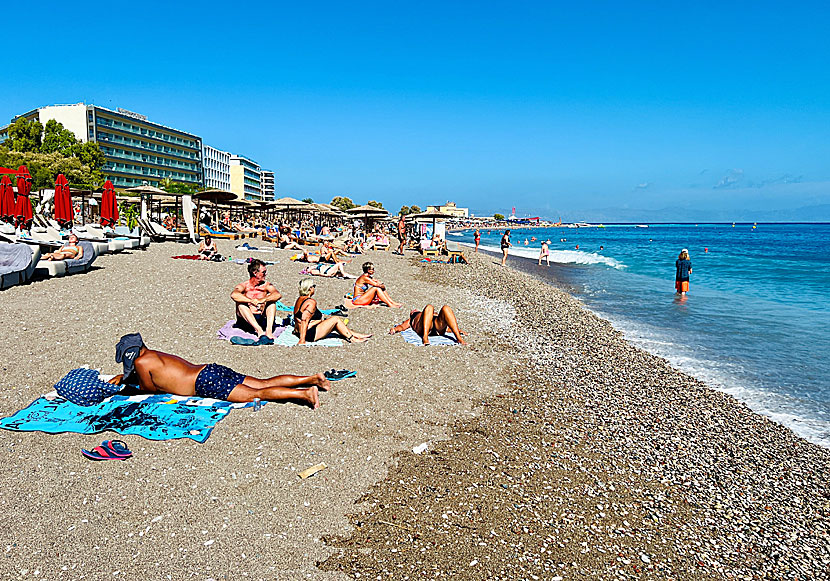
left=302, top=262, right=357, bottom=279
left=43, top=233, right=83, bottom=261
left=388, top=304, right=467, bottom=345
left=351, top=262, right=403, bottom=308
left=109, top=333, right=327, bottom=408
left=294, top=278, right=372, bottom=344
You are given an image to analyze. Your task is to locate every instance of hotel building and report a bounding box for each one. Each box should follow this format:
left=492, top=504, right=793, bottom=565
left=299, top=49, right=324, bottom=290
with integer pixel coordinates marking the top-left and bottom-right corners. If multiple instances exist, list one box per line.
left=261, top=170, right=275, bottom=200
left=203, top=144, right=231, bottom=191
left=229, top=154, right=263, bottom=200
left=0, top=103, right=203, bottom=189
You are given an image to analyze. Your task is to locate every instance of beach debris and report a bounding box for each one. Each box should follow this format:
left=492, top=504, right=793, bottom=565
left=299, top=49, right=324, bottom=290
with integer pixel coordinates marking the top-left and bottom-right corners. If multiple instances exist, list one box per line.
left=298, top=462, right=327, bottom=479
left=412, top=442, right=429, bottom=454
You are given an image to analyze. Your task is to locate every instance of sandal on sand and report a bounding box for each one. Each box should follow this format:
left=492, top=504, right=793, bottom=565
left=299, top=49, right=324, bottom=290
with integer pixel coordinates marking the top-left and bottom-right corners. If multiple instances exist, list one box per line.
left=324, top=369, right=356, bottom=381
left=82, top=440, right=132, bottom=461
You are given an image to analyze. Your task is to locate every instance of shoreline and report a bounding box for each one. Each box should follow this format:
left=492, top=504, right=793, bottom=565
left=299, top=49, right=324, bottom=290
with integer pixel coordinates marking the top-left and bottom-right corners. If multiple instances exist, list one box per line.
left=0, top=242, right=827, bottom=579
left=323, top=249, right=830, bottom=579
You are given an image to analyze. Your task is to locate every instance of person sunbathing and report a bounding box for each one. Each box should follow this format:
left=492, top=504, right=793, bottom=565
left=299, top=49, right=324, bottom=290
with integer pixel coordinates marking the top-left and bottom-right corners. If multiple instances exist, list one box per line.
left=293, top=278, right=371, bottom=344
left=231, top=259, right=282, bottom=340
left=351, top=262, right=403, bottom=308
left=319, top=240, right=349, bottom=263
left=110, top=333, right=326, bottom=408
left=305, top=262, right=357, bottom=278
left=278, top=232, right=304, bottom=250
left=43, top=233, right=83, bottom=261
left=388, top=304, right=468, bottom=345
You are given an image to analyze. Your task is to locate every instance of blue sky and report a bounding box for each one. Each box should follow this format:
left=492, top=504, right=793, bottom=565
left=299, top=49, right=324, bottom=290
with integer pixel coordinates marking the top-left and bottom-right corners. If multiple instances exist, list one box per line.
left=5, top=1, right=830, bottom=219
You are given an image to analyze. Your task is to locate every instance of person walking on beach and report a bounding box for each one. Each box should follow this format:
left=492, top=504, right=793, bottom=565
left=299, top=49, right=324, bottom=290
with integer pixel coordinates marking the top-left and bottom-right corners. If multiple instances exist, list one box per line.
left=500, top=229, right=511, bottom=266
left=538, top=240, right=550, bottom=266
left=395, top=214, right=407, bottom=255
left=675, top=248, right=692, bottom=295
left=474, top=228, right=480, bottom=252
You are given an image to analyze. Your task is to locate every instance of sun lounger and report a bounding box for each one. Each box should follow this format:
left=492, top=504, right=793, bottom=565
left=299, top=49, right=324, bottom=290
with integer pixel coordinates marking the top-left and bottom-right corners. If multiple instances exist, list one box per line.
left=0, top=242, right=40, bottom=289
left=72, top=226, right=124, bottom=254
left=138, top=218, right=187, bottom=242
left=201, top=224, right=242, bottom=240
left=445, top=242, right=468, bottom=264
left=149, top=220, right=190, bottom=242
left=84, top=224, right=137, bottom=250
left=34, top=240, right=97, bottom=278
left=113, top=226, right=151, bottom=249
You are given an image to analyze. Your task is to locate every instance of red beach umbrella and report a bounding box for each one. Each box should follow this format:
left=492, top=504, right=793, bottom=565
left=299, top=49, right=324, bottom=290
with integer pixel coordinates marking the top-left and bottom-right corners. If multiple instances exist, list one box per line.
left=54, top=174, right=73, bottom=226
left=0, top=175, right=14, bottom=222
left=14, top=166, right=33, bottom=228
left=100, top=180, right=119, bottom=227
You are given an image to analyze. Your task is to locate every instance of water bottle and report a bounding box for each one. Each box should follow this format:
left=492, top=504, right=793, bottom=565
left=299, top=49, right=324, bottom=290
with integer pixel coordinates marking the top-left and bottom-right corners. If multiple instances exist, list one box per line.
left=253, top=397, right=261, bottom=411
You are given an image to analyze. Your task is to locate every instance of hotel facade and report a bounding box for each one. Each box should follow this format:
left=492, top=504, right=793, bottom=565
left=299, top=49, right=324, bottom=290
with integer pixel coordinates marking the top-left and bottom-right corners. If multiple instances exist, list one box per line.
left=203, top=144, right=232, bottom=191
left=261, top=170, right=275, bottom=200
left=0, top=103, right=203, bottom=189
left=230, top=154, right=263, bottom=200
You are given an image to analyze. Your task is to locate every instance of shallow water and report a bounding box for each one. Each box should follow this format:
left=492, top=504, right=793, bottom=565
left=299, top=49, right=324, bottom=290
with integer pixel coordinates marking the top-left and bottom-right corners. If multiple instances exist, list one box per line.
left=451, top=224, right=830, bottom=447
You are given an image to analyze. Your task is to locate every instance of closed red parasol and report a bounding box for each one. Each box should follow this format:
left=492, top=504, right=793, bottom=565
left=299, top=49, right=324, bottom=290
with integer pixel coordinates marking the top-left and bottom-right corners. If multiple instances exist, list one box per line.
left=100, top=180, right=119, bottom=227
left=14, top=166, right=33, bottom=228
left=54, top=174, right=73, bottom=226
left=0, top=175, right=14, bottom=222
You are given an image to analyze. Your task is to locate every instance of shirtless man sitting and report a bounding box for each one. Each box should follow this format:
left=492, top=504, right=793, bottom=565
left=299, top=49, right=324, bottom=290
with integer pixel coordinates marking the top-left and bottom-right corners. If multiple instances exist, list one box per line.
left=388, top=304, right=467, bottom=345
left=43, top=233, right=83, bottom=261
left=110, top=333, right=327, bottom=408
left=231, top=259, right=282, bottom=340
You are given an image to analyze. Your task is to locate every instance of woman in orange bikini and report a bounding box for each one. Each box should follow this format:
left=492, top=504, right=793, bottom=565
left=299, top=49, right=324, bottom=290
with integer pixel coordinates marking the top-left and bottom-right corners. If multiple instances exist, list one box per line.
left=351, top=262, right=403, bottom=308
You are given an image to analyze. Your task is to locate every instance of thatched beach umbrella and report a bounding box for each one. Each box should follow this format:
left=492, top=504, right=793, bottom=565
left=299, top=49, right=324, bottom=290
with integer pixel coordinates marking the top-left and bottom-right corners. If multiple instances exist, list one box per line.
left=347, top=204, right=389, bottom=231
left=408, top=207, right=455, bottom=238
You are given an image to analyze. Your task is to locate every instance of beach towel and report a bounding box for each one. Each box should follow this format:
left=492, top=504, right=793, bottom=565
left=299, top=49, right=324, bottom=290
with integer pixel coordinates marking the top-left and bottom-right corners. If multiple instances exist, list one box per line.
left=274, top=327, right=343, bottom=347
left=235, top=243, right=273, bottom=253
left=231, top=258, right=277, bottom=265
left=217, top=320, right=287, bottom=342
left=400, top=328, right=459, bottom=346
left=0, top=393, right=254, bottom=443
left=172, top=255, right=203, bottom=260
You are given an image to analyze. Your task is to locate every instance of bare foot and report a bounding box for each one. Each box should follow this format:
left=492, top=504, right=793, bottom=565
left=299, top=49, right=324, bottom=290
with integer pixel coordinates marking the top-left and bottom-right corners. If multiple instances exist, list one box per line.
left=457, top=338, right=469, bottom=345
left=304, top=386, right=320, bottom=409
left=350, top=336, right=370, bottom=343
left=315, top=373, right=331, bottom=392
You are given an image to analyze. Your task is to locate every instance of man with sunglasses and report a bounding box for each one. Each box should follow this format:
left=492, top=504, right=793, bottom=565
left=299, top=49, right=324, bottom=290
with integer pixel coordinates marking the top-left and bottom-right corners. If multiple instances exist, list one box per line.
left=231, top=259, right=282, bottom=342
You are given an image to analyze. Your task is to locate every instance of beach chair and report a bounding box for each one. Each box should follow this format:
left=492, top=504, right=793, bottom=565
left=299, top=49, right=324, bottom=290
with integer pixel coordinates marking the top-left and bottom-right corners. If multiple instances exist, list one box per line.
left=83, top=224, right=137, bottom=250
left=64, top=241, right=97, bottom=275
left=445, top=242, right=468, bottom=264
left=201, top=224, right=242, bottom=240
left=0, top=242, right=40, bottom=289
left=113, top=226, right=151, bottom=249
left=149, top=220, right=190, bottom=242
left=73, top=226, right=125, bottom=253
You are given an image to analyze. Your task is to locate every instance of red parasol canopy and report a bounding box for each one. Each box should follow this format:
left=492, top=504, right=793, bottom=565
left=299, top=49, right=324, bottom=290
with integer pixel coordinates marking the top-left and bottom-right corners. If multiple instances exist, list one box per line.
left=54, top=174, right=73, bottom=225
left=0, top=175, right=14, bottom=221
left=100, top=180, right=119, bottom=227
left=14, top=166, right=33, bottom=227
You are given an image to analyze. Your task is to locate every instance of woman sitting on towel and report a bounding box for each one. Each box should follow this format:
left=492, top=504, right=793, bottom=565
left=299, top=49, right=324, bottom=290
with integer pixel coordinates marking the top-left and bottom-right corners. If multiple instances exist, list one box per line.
left=351, top=262, right=403, bottom=308
left=43, top=233, right=83, bottom=261
left=389, top=304, right=467, bottom=345
left=198, top=234, right=218, bottom=260
left=293, top=278, right=372, bottom=344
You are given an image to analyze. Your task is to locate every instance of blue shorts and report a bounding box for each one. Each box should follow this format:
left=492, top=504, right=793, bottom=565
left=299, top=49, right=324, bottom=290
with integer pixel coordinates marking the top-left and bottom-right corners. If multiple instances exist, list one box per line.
left=195, top=364, right=246, bottom=400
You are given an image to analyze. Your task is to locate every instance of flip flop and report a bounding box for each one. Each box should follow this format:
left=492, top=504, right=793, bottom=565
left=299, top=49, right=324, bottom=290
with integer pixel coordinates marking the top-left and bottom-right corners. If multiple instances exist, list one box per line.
left=82, top=439, right=132, bottom=461
left=324, top=369, right=357, bottom=381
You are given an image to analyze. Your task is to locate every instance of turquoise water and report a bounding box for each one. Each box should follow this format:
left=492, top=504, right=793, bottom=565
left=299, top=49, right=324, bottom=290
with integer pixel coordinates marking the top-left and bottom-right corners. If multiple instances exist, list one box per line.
left=449, top=224, right=830, bottom=447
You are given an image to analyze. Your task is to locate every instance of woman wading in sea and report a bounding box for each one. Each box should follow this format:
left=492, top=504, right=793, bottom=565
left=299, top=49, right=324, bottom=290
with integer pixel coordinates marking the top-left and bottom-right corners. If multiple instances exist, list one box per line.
left=675, top=248, right=692, bottom=295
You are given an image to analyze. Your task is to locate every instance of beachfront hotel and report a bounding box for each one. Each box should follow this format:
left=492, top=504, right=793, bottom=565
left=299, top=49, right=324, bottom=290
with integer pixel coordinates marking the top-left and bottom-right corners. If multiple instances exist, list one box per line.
left=230, top=154, right=264, bottom=201
left=203, top=144, right=232, bottom=191
left=0, top=103, right=203, bottom=190
left=426, top=201, right=469, bottom=218
left=261, top=169, right=275, bottom=200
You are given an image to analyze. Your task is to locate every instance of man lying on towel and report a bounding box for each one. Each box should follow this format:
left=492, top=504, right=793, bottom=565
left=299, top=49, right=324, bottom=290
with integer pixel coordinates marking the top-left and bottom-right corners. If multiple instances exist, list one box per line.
left=388, top=304, right=468, bottom=346
left=109, top=333, right=328, bottom=409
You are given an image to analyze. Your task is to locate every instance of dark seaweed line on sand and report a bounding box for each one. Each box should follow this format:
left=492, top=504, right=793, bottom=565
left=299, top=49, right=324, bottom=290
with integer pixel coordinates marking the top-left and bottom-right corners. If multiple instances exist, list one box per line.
left=321, top=253, right=830, bottom=580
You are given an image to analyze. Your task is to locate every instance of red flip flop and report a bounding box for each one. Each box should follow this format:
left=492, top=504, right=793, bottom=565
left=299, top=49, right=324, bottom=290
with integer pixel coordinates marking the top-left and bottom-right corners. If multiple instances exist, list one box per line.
left=81, top=439, right=133, bottom=461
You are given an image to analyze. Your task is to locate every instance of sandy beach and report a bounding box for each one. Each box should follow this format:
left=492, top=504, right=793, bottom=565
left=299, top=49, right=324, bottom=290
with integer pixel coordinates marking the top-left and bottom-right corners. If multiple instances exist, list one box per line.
left=1, top=241, right=828, bottom=580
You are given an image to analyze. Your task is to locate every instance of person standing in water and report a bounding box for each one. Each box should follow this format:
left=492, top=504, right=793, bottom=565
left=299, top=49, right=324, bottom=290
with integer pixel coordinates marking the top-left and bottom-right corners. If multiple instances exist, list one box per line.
left=500, top=229, right=511, bottom=266
left=474, top=228, right=480, bottom=252
left=675, top=248, right=693, bottom=295
left=538, top=240, right=550, bottom=266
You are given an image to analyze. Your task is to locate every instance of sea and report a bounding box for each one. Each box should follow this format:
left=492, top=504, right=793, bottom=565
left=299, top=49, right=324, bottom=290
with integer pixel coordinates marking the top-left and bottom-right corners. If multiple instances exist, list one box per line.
left=448, top=223, right=830, bottom=448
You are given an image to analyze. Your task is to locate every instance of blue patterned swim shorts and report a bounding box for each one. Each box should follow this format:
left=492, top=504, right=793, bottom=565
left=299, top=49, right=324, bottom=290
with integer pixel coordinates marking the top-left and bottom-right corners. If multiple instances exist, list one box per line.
left=194, top=364, right=246, bottom=400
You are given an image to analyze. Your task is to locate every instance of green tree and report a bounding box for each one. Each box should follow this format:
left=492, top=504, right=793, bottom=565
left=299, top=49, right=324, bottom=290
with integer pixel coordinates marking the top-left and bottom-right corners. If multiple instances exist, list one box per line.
left=160, top=177, right=197, bottom=194
left=493, top=213, right=505, bottom=221
left=331, top=196, right=356, bottom=211
left=398, top=205, right=410, bottom=216
left=0, top=146, right=102, bottom=190
left=302, top=197, right=314, bottom=204
left=6, top=117, right=43, bottom=152
left=367, top=200, right=384, bottom=209
left=410, top=205, right=421, bottom=214
left=41, top=120, right=78, bottom=154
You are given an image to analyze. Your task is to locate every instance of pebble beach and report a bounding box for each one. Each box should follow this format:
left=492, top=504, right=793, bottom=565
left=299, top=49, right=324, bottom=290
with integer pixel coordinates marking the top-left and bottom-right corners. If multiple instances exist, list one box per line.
left=1, top=240, right=828, bottom=580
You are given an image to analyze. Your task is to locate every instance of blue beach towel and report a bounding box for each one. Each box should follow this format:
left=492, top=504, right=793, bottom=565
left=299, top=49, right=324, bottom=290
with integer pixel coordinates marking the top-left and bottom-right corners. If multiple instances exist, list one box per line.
left=0, top=394, right=254, bottom=443
left=400, top=328, right=459, bottom=346
left=273, top=327, right=343, bottom=347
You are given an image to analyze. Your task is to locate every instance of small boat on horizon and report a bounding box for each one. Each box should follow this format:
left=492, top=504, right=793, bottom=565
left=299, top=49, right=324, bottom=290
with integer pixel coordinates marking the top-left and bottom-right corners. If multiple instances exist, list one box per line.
left=636, top=224, right=649, bottom=228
